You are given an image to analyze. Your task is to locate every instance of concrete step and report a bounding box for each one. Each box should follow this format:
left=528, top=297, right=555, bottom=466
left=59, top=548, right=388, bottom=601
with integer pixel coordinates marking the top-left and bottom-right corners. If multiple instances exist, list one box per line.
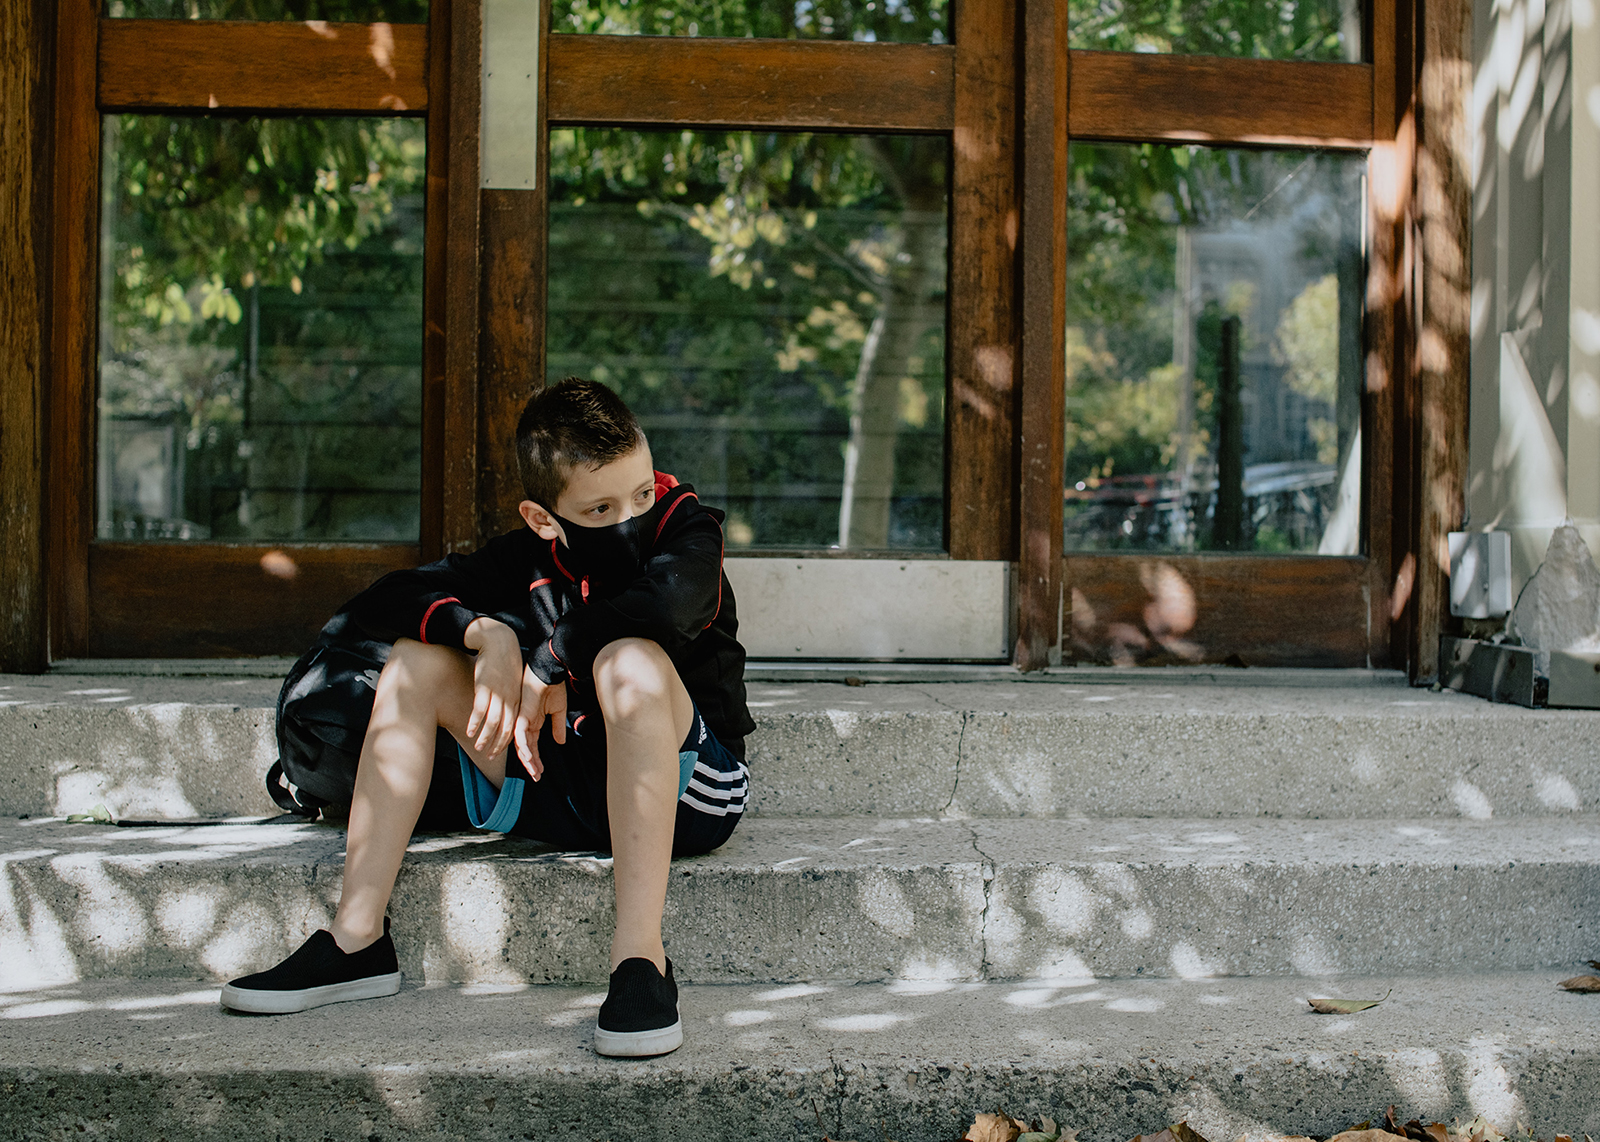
left=1, top=972, right=1594, bottom=1140
left=5, top=816, right=1597, bottom=987
left=4, top=674, right=1599, bottom=821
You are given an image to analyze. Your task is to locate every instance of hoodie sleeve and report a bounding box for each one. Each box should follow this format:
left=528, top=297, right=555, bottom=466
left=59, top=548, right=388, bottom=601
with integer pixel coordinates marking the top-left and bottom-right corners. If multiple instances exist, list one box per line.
left=338, top=531, right=533, bottom=652
left=539, top=489, right=724, bottom=682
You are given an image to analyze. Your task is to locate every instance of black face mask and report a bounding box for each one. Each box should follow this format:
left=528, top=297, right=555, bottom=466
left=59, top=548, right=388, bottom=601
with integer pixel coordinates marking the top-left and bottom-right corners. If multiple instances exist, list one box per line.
left=551, top=501, right=661, bottom=591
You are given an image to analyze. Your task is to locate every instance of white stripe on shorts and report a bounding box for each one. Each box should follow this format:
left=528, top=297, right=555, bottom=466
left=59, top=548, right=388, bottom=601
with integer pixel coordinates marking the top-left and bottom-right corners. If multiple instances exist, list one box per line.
left=681, top=792, right=746, bottom=816
left=681, top=762, right=749, bottom=815
left=686, top=775, right=748, bottom=803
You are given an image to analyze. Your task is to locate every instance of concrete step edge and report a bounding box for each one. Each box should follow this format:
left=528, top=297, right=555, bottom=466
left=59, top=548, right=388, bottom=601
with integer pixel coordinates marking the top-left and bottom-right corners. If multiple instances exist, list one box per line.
left=5, top=816, right=1598, bottom=986
left=4, top=677, right=1598, bottom=821
left=0, top=972, right=1594, bottom=1140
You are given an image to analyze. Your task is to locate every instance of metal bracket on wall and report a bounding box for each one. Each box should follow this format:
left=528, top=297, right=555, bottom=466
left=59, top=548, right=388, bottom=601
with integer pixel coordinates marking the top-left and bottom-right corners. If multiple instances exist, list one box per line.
left=1439, top=635, right=1544, bottom=708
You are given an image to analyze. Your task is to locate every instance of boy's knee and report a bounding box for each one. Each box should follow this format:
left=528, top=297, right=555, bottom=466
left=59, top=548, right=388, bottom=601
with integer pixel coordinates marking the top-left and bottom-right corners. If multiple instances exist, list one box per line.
left=382, top=638, right=467, bottom=692
left=594, top=638, right=674, bottom=719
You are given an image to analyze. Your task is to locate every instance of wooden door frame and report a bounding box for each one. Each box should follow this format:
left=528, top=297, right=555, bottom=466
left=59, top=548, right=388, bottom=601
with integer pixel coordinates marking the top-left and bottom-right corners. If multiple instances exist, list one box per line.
left=19, top=0, right=1470, bottom=670
left=43, top=1, right=470, bottom=657
left=1013, top=0, right=1472, bottom=677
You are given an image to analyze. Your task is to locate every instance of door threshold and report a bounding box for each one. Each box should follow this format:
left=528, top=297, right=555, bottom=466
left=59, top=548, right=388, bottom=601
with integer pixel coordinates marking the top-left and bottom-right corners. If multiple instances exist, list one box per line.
left=744, top=660, right=1409, bottom=687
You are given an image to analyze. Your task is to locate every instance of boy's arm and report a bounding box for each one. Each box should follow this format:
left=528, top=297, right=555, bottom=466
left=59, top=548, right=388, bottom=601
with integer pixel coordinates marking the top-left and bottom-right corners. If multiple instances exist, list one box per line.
left=532, top=496, right=723, bottom=684
left=339, top=533, right=530, bottom=653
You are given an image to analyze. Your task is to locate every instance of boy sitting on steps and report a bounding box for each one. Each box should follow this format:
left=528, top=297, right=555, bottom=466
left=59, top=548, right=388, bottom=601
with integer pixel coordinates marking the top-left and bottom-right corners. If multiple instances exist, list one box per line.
left=221, top=378, right=754, bottom=1058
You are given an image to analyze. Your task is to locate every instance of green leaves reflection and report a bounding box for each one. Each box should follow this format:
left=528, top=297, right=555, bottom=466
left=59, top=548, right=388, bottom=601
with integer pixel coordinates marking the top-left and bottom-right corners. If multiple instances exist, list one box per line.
left=1068, top=0, right=1358, bottom=61
left=99, top=116, right=426, bottom=542
left=550, top=0, right=947, bottom=42
left=549, top=129, right=948, bottom=550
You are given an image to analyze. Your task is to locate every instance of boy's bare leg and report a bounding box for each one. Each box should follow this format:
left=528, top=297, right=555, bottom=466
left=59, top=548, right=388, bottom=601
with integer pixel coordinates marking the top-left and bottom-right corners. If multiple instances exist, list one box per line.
left=330, top=638, right=496, bottom=953
left=593, top=637, right=693, bottom=973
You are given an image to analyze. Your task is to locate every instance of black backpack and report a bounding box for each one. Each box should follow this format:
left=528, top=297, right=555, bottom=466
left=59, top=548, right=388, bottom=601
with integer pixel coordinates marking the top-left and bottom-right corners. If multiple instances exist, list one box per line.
left=266, top=613, right=467, bottom=828
left=266, top=612, right=391, bottom=817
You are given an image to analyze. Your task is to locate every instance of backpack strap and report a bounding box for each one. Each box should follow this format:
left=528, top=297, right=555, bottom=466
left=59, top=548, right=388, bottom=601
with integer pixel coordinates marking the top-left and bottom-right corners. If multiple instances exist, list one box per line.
left=265, top=759, right=327, bottom=818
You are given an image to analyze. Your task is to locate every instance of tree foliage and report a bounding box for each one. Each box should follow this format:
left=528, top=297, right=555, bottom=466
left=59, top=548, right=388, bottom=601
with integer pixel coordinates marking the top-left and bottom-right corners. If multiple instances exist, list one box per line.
left=550, top=0, right=945, bottom=42
left=1067, top=0, right=1354, bottom=59
left=547, top=128, right=947, bottom=548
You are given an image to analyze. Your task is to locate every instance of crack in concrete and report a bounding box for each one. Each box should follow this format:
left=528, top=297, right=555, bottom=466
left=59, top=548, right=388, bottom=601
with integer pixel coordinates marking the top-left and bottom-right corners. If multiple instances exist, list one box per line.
left=903, top=683, right=971, bottom=817
left=942, top=711, right=970, bottom=815
left=969, top=822, right=996, bottom=979
left=826, top=1053, right=849, bottom=1138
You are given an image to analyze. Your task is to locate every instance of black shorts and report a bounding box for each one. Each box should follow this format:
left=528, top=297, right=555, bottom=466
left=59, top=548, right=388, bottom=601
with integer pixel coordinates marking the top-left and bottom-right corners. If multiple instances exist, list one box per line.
left=457, top=704, right=748, bottom=858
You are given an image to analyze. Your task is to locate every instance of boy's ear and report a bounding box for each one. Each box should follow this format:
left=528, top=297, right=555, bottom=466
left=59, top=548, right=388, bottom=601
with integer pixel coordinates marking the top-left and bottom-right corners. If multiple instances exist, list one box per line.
left=518, top=500, right=563, bottom=542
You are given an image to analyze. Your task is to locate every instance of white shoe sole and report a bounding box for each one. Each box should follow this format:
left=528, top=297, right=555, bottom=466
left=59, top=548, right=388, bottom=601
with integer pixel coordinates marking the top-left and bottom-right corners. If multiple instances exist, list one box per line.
left=220, top=972, right=403, bottom=1014
left=593, top=1018, right=683, bottom=1057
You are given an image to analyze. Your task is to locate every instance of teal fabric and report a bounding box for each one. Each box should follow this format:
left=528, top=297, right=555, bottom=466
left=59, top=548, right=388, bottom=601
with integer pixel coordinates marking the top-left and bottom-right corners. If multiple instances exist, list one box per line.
left=458, top=746, right=525, bottom=834
left=678, top=750, right=697, bottom=799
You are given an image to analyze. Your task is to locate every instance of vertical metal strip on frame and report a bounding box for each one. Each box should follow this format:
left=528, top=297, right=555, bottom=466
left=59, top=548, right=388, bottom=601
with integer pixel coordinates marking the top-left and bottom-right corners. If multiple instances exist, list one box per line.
left=478, top=0, right=547, bottom=540
left=480, top=0, right=541, bottom=191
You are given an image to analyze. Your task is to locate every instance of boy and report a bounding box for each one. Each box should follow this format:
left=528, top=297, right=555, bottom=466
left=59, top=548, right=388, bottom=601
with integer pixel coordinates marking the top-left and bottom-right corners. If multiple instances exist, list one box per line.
left=221, top=378, right=754, bottom=1058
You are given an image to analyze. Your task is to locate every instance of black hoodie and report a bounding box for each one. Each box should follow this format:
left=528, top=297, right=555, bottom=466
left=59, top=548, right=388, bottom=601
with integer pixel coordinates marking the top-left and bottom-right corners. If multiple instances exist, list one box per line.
left=334, top=473, right=754, bottom=758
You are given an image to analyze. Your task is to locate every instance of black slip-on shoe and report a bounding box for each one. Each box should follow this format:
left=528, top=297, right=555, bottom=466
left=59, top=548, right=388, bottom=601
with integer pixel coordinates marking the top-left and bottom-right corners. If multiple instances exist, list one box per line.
left=220, top=917, right=402, bottom=1014
left=594, top=956, right=682, bottom=1057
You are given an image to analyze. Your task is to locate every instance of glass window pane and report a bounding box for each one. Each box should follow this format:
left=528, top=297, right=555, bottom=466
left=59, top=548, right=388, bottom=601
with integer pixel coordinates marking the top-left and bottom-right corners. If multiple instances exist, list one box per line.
left=548, top=129, right=948, bottom=551
left=551, top=0, right=947, bottom=43
left=108, top=0, right=425, bottom=20
left=1069, top=0, right=1363, bottom=61
left=98, top=115, right=427, bottom=542
left=1064, top=143, right=1365, bottom=555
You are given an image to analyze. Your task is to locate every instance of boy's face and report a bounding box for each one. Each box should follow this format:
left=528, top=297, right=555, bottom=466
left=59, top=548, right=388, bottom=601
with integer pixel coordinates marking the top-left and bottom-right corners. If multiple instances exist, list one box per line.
left=518, top=442, right=655, bottom=544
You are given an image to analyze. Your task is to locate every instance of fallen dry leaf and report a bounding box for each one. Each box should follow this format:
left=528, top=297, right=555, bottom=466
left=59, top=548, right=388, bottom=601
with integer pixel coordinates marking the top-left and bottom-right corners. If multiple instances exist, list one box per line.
left=1308, top=989, right=1392, bottom=1014
left=1450, top=1115, right=1507, bottom=1142
left=1128, top=1123, right=1212, bottom=1142
left=1328, top=1130, right=1408, bottom=1142
left=1019, top=1117, right=1075, bottom=1142
left=1586, top=960, right=1600, bottom=971
left=1558, top=975, right=1600, bottom=993
left=961, top=1111, right=1076, bottom=1142
left=966, top=1113, right=1026, bottom=1142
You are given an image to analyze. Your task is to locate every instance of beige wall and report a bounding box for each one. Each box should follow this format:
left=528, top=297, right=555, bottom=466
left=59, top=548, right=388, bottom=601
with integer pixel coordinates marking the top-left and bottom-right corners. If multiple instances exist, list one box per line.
left=1468, top=0, right=1600, bottom=588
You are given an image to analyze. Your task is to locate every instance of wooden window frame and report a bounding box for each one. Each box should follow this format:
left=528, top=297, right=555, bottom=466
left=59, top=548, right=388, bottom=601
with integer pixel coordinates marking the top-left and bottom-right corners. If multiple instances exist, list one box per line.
left=1014, top=0, right=1471, bottom=676
left=50, top=4, right=466, bottom=656
left=40, top=0, right=1468, bottom=670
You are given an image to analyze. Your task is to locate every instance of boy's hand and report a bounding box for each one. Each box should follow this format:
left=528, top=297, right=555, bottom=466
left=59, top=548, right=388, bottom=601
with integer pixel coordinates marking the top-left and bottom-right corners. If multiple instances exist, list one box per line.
left=513, top=667, right=565, bottom=781
left=463, top=617, right=523, bottom=758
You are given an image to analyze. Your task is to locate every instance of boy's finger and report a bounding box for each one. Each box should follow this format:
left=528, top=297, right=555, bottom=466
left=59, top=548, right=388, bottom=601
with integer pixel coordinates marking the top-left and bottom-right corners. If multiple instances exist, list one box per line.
left=476, top=694, right=502, bottom=751
left=512, top=716, right=533, bottom=768
left=494, top=707, right=515, bottom=758
left=466, top=689, right=488, bottom=738
left=549, top=684, right=568, bottom=745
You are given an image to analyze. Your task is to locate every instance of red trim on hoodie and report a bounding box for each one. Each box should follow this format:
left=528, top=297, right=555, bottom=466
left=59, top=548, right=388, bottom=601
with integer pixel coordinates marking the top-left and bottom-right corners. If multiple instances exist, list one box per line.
left=550, top=539, right=575, bottom=582
left=419, top=596, right=460, bottom=644
left=529, top=578, right=553, bottom=591
left=654, top=489, right=698, bottom=542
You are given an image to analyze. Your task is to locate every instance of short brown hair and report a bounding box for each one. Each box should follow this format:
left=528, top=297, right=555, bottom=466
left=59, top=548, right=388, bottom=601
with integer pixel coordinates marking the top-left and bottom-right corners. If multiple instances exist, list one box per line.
left=515, top=377, right=645, bottom=508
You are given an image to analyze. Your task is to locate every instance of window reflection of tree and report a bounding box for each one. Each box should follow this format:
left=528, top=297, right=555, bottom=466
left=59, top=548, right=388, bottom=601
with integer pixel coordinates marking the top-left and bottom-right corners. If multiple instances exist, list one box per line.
left=547, top=129, right=948, bottom=552
left=1064, top=144, right=1363, bottom=556
left=99, top=115, right=426, bottom=543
